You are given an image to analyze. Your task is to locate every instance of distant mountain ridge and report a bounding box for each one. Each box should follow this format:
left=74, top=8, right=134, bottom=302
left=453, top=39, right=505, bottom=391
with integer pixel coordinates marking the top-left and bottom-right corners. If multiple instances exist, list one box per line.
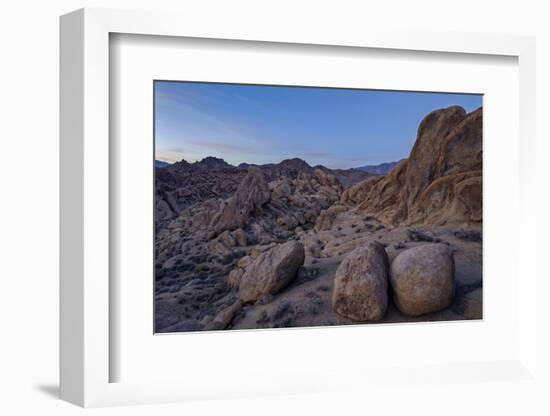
left=155, top=160, right=172, bottom=168
left=356, top=160, right=404, bottom=175
left=167, top=156, right=377, bottom=174
left=157, top=156, right=402, bottom=185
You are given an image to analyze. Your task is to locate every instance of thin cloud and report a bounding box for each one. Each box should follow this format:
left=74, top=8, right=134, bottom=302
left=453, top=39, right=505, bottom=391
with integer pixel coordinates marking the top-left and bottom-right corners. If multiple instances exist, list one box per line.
left=183, top=140, right=266, bottom=156
left=300, top=151, right=329, bottom=158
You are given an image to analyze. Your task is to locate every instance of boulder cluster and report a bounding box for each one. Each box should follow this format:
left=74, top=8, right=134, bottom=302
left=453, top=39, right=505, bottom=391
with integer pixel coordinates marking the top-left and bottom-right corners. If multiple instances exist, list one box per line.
left=332, top=242, right=455, bottom=320
left=210, top=167, right=271, bottom=236
left=219, top=236, right=456, bottom=327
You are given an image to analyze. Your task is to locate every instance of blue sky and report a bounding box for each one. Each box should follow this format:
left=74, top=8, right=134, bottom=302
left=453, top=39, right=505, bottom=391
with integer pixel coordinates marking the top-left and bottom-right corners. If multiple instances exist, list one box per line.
left=155, top=81, right=482, bottom=169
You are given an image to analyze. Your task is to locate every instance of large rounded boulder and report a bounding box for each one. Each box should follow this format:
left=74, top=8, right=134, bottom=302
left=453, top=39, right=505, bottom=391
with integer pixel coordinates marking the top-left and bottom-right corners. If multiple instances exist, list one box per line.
left=238, top=241, right=305, bottom=303
left=390, top=243, right=455, bottom=316
left=332, top=241, right=389, bottom=321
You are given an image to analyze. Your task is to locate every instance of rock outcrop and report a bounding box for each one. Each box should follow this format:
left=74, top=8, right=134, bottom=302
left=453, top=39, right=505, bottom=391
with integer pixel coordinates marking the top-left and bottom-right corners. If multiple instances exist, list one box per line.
left=390, top=243, right=455, bottom=316
left=315, top=205, right=348, bottom=231
left=340, top=176, right=380, bottom=205
left=155, top=157, right=245, bottom=226
left=210, top=167, right=271, bottom=236
left=238, top=241, right=305, bottom=303
left=156, top=199, right=176, bottom=221
left=313, top=168, right=340, bottom=187
left=204, top=300, right=243, bottom=331
left=356, top=106, right=482, bottom=226
left=232, top=228, right=248, bottom=246
left=226, top=268, right=244, bottom=289
left=332, top=241, right=389, bottom=321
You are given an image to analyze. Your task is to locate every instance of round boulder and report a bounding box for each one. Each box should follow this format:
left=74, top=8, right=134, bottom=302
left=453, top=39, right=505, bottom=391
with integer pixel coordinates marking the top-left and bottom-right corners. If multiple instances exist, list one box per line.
left=226, top=268, right=244, bottom=289
left=332, top=241, right=389, bottom=321
left=390, top=243, right=455, bottom=316
left=238, top=241, right=305, bottom=303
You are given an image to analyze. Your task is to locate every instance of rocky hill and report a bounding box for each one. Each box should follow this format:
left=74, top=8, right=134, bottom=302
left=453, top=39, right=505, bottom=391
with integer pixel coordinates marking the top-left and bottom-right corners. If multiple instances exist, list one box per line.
left=155, top=157, right=246, bottom=223
left=345, top=106, right=482, bottom=226
left=155, top=156, right=370, bottom=227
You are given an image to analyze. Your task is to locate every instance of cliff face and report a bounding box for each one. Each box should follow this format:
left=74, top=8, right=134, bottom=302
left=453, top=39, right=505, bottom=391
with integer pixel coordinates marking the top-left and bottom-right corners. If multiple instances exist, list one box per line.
left=356, top=106, right=482, bottom=226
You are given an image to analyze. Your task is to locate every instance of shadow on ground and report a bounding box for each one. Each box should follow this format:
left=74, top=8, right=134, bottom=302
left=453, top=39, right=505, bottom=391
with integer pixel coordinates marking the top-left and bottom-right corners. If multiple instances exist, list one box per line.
left=34, top=384, right=59, bottom=399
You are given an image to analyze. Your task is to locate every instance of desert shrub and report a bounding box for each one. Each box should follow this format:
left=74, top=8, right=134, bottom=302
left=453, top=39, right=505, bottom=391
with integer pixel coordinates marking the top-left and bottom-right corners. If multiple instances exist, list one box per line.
left=277, top=316, right=295, bottom=327
left=407, top=229, right=440, bottom=242
left=256, top=310, right=269, bottom=324
left=306, top=300, right=323, bottom=315
left=195, top=263, right=210, bottom=272
left=273, top=300, right=294, bottom=322
left=454, top=229, right=482, bottom=242
left=220, top=255, right=233, bottom=265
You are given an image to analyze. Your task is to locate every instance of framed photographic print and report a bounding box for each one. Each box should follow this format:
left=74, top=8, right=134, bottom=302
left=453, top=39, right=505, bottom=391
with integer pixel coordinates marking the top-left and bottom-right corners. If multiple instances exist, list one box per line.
left=60, top=7, right=539, bottom=408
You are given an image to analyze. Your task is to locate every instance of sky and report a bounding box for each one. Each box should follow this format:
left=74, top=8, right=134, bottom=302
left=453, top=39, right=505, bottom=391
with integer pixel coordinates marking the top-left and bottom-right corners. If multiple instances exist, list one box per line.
left=154, top=81, right=482, bottom=169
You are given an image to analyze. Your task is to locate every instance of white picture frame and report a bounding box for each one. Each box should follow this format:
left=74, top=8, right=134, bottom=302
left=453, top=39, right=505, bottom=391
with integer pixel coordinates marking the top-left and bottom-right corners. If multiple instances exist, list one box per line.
left=60, top=7, right=538, bottom=408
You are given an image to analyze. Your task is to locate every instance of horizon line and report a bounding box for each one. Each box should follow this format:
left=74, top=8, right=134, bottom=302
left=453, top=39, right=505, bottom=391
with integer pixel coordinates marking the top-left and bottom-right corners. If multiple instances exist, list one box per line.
left=154, top=155, right=406, bottom=170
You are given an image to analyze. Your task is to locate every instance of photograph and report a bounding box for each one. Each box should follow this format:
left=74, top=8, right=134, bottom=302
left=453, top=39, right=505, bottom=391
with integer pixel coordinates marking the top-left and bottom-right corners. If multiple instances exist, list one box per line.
left=154, top=81, right=483, bottom=333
